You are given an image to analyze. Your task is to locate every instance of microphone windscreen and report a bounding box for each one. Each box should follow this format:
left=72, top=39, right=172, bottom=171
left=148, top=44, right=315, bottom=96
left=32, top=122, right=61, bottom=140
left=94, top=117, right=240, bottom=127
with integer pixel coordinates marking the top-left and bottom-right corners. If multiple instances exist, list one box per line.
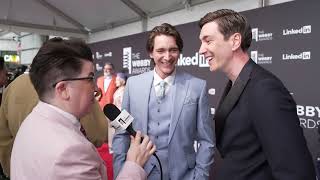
left=103, top=104, right=121, bottom=121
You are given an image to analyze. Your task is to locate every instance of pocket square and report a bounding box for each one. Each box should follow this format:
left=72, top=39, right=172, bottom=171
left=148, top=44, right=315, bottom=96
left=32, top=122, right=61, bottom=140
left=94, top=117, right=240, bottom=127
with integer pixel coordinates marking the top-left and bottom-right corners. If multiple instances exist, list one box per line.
left=183, top=96, right=197, bottom=105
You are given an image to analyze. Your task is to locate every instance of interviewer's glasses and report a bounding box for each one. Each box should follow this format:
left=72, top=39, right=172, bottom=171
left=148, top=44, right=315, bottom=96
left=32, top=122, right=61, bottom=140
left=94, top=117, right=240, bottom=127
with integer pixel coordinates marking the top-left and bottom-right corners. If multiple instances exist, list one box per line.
left=52, top=76, right=94, bottom=88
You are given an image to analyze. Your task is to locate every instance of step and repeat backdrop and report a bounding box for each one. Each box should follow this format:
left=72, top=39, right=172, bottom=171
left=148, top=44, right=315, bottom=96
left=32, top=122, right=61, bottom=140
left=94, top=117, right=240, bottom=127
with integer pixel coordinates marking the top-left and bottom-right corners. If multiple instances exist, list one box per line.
left=90, top=0, right=319, bottom=177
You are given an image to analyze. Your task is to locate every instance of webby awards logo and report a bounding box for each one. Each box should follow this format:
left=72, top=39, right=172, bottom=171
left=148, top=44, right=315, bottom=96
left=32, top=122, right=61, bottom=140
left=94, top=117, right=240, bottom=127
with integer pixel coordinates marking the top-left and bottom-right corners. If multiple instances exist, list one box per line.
left=250, top=51, right=272, bottom=64
left=123, top=47, right=151, bottom=74
left=251, top=28, right=273, bottom=42
left=297, top=105, right=320, bottom=129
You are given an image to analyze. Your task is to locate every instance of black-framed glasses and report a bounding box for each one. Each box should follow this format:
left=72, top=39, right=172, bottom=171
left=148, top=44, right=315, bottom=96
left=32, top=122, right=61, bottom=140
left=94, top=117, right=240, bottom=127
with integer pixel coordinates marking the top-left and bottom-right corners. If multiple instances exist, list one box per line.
left=52, top=76, right=94, bottom=88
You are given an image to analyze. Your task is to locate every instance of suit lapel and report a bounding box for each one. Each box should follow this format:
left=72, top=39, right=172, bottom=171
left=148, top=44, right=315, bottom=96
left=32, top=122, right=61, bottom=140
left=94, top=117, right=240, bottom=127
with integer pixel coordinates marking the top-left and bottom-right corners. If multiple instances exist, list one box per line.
left=168, top=71, right=188, bottom=144
left=140, top=71, right=154, bottom=133
left=215, top=60, right=254, bottom=145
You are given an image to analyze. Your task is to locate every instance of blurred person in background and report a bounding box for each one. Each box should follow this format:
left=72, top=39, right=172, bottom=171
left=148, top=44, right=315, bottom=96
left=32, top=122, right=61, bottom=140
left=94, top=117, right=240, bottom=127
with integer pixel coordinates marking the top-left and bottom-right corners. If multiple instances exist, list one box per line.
left=113, top=72, right=127, bottom=110
left=0, top=57, right=8, bottom=103
left=111, top=72, right=128, bottom=148
left=0, top=57, right=8, bottom=180
left=96, top=62, right=117, bottom=109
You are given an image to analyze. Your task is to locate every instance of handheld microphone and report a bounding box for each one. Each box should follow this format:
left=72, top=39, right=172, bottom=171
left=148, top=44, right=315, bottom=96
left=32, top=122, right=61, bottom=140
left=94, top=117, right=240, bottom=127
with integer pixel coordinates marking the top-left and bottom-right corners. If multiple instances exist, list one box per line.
left=103, top=103, right=163, bottom=180
left=103, top=103, right=137, bottom=137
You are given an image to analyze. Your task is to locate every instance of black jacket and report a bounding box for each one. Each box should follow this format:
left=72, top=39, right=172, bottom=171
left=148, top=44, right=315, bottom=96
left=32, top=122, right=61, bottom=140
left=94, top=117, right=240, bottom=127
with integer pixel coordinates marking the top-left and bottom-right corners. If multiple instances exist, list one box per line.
left=214, top=60, right=316, bottom=180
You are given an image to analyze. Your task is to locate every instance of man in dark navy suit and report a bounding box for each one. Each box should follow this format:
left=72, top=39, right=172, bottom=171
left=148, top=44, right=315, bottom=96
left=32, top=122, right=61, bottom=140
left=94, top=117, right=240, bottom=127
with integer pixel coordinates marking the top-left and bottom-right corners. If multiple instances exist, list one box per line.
left=199, top=9, right=316, bottom=180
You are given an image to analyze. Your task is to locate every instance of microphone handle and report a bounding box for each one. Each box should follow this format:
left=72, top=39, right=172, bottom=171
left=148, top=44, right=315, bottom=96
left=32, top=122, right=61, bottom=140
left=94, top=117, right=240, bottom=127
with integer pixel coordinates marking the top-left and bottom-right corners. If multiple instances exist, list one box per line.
left=127, top=125, right=144, bottom=141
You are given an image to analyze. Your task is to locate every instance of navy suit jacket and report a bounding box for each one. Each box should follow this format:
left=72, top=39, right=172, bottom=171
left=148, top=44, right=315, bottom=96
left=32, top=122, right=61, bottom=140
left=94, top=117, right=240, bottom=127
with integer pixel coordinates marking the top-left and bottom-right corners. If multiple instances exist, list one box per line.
left=214, top=60, right=316, bottom=180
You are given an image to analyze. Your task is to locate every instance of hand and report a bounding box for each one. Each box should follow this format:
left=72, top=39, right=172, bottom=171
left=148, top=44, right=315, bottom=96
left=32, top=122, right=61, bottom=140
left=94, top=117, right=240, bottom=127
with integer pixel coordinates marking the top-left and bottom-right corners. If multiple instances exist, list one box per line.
left=126, top=131, right=156, bottom=167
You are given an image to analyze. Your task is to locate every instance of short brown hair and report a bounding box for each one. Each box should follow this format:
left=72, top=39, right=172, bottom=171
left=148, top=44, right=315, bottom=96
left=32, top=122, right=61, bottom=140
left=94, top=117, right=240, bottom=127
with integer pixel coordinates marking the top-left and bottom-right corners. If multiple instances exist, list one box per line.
left=199, top=9, right=252, bottom=51
left=146, top=23, right=183, bottom=53
left=29, top=37, right=93, bottom=100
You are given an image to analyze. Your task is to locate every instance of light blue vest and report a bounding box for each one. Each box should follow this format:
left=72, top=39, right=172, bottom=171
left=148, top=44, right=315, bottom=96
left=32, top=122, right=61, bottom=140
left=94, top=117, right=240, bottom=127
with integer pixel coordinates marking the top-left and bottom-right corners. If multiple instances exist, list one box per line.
left=147, top=84, right=174, bottom=180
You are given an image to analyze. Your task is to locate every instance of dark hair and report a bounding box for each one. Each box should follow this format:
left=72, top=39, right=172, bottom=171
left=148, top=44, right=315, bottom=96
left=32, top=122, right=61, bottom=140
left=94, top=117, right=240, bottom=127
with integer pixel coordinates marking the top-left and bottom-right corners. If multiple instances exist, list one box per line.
left=199, top=9, right=252, bottom=51
left=0, top=56, right=4, bottom=70
left=29, top=37, right=93, bottom=100
left=146, top=23, right=183, bottom=53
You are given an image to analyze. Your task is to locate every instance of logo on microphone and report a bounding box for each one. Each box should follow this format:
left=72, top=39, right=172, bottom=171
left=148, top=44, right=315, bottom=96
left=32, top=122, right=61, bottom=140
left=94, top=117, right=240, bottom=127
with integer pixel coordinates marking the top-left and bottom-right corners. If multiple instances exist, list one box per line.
left=110, top=110, right=134, bottom=131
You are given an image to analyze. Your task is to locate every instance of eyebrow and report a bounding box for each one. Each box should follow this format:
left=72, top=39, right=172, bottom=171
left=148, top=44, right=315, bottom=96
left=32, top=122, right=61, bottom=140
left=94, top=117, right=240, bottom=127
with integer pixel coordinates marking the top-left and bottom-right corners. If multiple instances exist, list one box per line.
left=199, top=35, right=207, bottom=40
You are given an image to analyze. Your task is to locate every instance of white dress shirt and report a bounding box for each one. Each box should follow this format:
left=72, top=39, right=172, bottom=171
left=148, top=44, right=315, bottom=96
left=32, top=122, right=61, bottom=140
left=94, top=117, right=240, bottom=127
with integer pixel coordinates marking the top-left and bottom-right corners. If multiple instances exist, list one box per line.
left=153, top=69, right=176, bottom=97
left=104, top=75, right=112, bottom=92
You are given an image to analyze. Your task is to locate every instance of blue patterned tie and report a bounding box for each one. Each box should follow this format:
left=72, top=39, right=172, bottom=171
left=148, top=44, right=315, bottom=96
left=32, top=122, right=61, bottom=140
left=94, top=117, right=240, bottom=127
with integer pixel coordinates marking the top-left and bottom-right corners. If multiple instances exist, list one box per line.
left=158, top=81, right=166, bottom=100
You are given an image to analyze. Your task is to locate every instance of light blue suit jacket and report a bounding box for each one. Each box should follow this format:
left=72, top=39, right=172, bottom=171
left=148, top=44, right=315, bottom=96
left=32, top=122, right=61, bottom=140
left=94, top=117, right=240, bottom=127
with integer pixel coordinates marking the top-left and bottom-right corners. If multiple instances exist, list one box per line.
left=113, top=70, right=215, bottom=180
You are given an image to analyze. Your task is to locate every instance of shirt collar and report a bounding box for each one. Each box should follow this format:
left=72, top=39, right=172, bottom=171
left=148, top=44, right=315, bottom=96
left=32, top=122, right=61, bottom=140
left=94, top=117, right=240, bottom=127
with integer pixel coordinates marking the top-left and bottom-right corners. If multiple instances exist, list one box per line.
left=153, top=68, right=176, bottom=86
left=39, top=101, right=81, bottom=129
left=104, top=75, right=112, bottom=80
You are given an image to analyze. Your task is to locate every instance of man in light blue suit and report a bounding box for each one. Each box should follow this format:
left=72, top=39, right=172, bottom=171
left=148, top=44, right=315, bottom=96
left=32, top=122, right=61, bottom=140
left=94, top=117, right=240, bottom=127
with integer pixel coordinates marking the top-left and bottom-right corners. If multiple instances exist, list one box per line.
left=113, top=23, right=215, bottom=180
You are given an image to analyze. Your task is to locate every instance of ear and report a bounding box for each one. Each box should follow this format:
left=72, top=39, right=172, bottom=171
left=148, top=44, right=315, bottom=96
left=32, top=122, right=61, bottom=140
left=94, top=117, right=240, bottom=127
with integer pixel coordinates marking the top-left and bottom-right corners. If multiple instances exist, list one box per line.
left=231, top=33, right=242, bottom=51
left=55, top=82, right=69, bottom=100
left=149, top=51, right=154, bottom=59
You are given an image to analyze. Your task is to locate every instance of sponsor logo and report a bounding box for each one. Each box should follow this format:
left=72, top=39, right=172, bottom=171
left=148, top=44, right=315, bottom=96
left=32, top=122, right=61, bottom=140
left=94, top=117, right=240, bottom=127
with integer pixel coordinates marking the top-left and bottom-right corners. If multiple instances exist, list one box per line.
left=123, top=47, right=151, bottom=74
left=251, top=28, right=273, bottom=41
left=93, top=51, right=112, bottom=60
left=297, top=105, right=320, bottom=129
left=282, top=51, right=311, bottom=60
left=283, top=25, right=311, bottom=36
left=208, top=88, right=216, bottom=95
left=250, top=51, right=272, bottom=64
left=95, top=63, right=103, bottom=72
left=210, top=108, right=215, bottom=115
left=177, top=53, right=209, bottom=67
left=3, top=54, right=20, bottom=63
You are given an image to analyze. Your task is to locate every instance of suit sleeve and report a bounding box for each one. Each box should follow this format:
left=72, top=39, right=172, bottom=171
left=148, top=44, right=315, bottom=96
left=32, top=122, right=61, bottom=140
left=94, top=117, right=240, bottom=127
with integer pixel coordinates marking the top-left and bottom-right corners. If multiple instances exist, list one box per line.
left=194, top=81, right=215, bottom=179
left=112, top=78, right=131, bottom=178
left=250, top=78, right=316, bottom=180
left=116, top=161, right=147, bottom=180
left=52, top=143, right=104, bottom=180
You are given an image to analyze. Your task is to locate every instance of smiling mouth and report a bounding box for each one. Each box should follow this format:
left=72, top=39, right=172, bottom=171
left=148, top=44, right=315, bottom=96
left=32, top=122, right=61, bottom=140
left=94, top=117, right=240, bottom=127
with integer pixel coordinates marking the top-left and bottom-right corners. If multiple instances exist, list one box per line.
left=206, top=57, right=213, bottom=62
left=161, top=61, right=173, bottom=65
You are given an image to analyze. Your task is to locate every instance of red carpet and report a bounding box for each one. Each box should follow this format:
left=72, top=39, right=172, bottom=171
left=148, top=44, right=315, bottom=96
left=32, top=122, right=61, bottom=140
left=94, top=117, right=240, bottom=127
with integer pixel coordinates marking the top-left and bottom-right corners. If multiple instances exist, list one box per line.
left=97, top=143, right=113, bottom=180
